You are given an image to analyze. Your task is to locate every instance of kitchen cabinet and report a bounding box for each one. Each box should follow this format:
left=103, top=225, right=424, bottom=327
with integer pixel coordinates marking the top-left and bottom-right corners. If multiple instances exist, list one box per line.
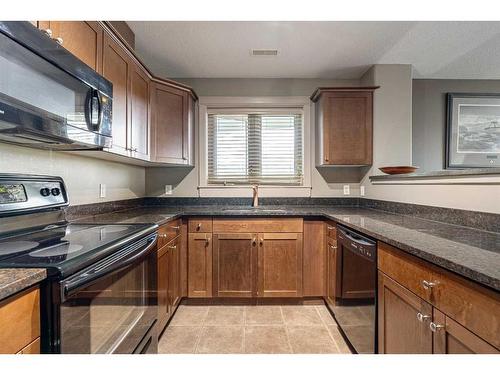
left=157, top=226, right=182, bottom=333
left=302, top=220, right=326, bottom=297
left=102, top=32, right=130, bottom=154
left=188, top=233, right=213, bottom=298
left=38, top=21, right=103, bottom=72
left=213, top=233, right=257, bottom=297
left=378, top=271, right=433, bottom=354
left=0, top=287, right=40, bottom=354
left=325, top=237, right=339, bottom=308
left=311, top=87, right=377, bottom=167
left=257, top=233, right=303, bottom=297
left=378, top=242, right=500, bottom=353
left=150, top=82, right=195, bottom=165
left=129, top=63, right=150, bottom=159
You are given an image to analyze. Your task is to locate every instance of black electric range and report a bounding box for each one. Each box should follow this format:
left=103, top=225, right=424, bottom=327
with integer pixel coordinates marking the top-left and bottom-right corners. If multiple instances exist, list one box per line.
left=0, top=174, right=159, bottom=354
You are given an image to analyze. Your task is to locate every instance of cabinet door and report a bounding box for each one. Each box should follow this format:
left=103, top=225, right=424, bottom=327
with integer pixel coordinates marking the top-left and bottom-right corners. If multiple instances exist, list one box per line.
left=321, top=91, right=373, bottom=165
left=168, top=237, right=180, bottom=309
left=188, top=233, right=212, bottom=298
left=302, top=220, right=325, bottom=297
left=150, top=83, right=189, bottom=164
left=130, top=63, right=150, bottom=159
left=326, top=237, right=338, bottom=308
left=102, top=33, right=130, bottom=154
left=257, top=233, right=303, bottom=298
left=432, top=309, right=499, bottom=354
left=213, top=233, right=257, bottom=297
left=378, top=271, right=433, bottom=354
left=39, top=21, right=103, bottom=72
left=157, top=247, right=169, bottom=332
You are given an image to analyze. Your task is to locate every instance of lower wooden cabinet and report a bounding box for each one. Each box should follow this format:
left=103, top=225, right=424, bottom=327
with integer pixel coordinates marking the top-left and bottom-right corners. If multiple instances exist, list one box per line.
left=378, top=243, right=500, bottom=354
left=0, top=287, right=40, bottom=354
left=188, top=233, right=212, bottom=297
left=378, top=271, right=433, bottom=354
left=213, top=233, right=257, bottom=298
left=157, top=234, right=181, bottom=332
left=257, top=233, right=303, bottom=297
left=325, top=236, right=339, bottom=308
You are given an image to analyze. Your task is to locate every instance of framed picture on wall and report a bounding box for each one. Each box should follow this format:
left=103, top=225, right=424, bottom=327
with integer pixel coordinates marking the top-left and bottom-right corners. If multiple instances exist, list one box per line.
left=446, top=93, right=500, bottom=168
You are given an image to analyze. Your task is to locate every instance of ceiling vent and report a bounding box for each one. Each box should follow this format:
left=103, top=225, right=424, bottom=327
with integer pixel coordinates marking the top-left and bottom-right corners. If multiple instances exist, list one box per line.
left=251, top=49, right=278, bottom=56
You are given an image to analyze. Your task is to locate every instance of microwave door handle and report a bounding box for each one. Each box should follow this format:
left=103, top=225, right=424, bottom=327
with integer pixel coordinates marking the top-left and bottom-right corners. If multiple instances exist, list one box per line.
left=61, top=236, right=157, bottom=299
left=84, top=89, right=103, bottom=132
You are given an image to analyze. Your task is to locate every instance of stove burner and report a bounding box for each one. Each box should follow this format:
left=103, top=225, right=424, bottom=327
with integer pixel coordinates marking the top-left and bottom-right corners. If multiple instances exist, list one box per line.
left=0, top=240, right=39, bottom=255
left=29, top=243, right=84, bottom=257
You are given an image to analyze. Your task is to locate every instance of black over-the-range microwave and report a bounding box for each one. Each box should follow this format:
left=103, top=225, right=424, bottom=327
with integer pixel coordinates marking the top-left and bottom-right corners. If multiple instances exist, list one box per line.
left=0, top=21, right=113, bottom=150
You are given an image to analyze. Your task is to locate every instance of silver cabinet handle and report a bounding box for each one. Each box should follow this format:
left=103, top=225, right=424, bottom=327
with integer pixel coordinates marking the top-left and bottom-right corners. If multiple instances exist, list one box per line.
left=170, top=226, right=180, bottom=230
left=259, top=238, right=264, bottom=246
left=159, top=233, right=167, bottom=238
left=54, top=37, right=63, bottom=45
left=422, top=280, right=437, bottom=290
left=416, top=312, right=430, bottom=322
left=429, top=322, right=444, bottom=332
left=329, top=244, right=337, bottom=250
left=252, top=238, right=257, bottom=245
left=205, top=237, right=210, bottom=246
left=327, top=226, right=335, bottom=230
left=42, top=28, right=53, bottom=37
left=197, top=223, right=202, bottom=230
left=168, top=245, right=177, bottom=249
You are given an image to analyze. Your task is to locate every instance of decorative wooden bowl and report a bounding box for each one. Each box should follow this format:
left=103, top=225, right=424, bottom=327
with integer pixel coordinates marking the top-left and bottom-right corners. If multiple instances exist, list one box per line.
left=379, top=166, right=419, bottom=175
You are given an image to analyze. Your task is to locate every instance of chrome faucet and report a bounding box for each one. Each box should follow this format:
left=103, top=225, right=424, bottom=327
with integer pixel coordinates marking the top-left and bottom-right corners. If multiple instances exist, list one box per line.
left=252, top=185, right=259, bottom=207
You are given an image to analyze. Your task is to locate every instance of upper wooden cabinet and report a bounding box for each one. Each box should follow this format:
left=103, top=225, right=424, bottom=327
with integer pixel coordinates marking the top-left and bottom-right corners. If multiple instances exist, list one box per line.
left=311, top=87, right=378, bottom=167
left=130, top=64, right=150, bottom=159
left=38, top=21, right=103, bottom=72
left=150, top=82, right=195, bottom=165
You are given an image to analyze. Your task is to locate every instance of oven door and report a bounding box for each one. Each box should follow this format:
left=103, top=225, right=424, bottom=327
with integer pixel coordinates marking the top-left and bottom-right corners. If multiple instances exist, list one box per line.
left=58, top=234, right=157, bottom=354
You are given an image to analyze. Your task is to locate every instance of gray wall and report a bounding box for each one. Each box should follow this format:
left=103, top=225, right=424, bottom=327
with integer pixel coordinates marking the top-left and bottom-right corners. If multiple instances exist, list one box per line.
left=412, top=79, right=500, bottom=171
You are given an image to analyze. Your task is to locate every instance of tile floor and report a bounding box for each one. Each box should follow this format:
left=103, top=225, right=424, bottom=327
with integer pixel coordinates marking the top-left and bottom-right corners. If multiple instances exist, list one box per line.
left=158, top=304, right=352, bottom=354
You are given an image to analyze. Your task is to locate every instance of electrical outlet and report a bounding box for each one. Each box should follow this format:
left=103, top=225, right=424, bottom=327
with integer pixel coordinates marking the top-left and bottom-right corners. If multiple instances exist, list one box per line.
left=343, top=185, right=350, bottom=195
left=360, top=186, right=365, bottom=196
left=99, top=184, right=106, bottom=198
left=164, top=185, right=173, bottom=195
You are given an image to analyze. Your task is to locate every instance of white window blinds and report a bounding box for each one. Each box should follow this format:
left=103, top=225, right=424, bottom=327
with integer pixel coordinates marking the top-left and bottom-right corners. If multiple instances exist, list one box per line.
left=208, top=112, right=303, bottom=185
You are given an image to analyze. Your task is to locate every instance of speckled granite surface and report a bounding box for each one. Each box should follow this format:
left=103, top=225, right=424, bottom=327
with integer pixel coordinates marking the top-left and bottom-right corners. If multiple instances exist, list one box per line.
left=0, top=268, right=46, bottom=301
left=73, top=205, right=500, bottom=292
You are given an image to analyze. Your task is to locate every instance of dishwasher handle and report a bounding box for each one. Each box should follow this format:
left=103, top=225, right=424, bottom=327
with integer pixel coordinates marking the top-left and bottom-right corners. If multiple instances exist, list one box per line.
left=337, top=226, right=375, bottom=247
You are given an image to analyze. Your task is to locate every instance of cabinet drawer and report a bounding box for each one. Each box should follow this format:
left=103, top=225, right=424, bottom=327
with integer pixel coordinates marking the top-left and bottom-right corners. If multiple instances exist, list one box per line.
left=326, top=221, right=337, bottom=239
left=0, top=287, right=40, bottom=354
left=158, top=219, right=181, bottom=247
left=188, top=218, right=213, bottom=233
left=213, top=218, right=303, bottom=233
left=378, top=242, right=434, bottom=302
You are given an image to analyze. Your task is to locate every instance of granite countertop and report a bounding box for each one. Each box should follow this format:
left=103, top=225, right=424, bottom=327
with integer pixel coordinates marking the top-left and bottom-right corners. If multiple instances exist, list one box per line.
left=73, top=205, right=500, bottom=292
left=0, top=268, right=46, bottom=301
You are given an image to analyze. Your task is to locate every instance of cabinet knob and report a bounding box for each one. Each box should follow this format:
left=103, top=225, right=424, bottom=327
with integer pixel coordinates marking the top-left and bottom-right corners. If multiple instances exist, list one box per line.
left=54, top=37, right=63, bottom=45
left=259, top=238, right=264, bottom=246
left=42, top=28, right=52, bottom=37
left=429, top=322, right=444, bottom=332
left=422, top=280, right=437, bottom=290
left=168, top=245, right=177, bottom=249
left=205, top=237, right=210, bottom=246
left=197, top=223, right=202, bottom=230
left=159, top=233, right=167, bottom=238
left=416, top=312, right=430, bottom=322
left=329, top=244, right=337, bottom=250
left=252, top=238, right=256, bottom=245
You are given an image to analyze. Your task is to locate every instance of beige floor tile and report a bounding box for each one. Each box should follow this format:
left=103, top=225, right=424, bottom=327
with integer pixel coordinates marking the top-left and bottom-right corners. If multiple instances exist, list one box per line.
left=315, top=305, right=337, bottom=325
left=244, top=326, right=291, bottom=354
left=204, top=306, right=245, bottom=326
left=287, top=326, right=339, bottom=354
left=196, top=326, right=244, bottom=354
left=245, top=306, right=284, bottom=325
left=169, top=306, right=209, bottom=326
left=327, top=325, right=352, bottom=354
left=281, top=306, right=323, bottom=326
left=158, top=326, right=202, bottom=354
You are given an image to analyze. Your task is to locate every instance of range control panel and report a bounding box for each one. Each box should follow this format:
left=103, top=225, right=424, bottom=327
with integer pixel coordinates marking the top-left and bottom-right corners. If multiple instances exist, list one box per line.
left=0, top=174, right=68, bottom=215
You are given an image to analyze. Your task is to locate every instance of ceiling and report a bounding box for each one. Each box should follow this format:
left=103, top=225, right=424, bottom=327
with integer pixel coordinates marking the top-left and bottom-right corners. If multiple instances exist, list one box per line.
left=127, top=21, right=500, bottom=79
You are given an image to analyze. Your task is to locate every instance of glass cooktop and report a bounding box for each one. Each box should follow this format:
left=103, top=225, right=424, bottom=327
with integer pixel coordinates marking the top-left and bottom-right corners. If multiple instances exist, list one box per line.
left=0, top=223, right=156, bottom=277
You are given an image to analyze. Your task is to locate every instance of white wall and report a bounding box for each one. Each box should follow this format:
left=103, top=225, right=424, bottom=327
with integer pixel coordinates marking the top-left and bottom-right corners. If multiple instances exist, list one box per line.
left=360, top=65, right=500, bottom=214
left=0, top=143, right=145, bottom=205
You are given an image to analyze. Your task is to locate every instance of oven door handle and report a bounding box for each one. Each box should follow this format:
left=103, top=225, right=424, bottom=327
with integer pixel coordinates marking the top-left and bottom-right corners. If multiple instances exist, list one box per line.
left=60, top=234, right=157, bottom=299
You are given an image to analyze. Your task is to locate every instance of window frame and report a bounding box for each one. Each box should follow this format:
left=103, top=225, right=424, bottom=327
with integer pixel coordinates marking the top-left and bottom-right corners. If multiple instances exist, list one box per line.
left=198, top=96, right=312, bottom=197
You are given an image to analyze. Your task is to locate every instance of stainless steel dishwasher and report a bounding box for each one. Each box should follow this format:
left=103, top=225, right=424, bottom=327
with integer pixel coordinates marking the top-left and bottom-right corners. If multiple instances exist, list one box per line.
left=331, top=225, right=377, bottom=354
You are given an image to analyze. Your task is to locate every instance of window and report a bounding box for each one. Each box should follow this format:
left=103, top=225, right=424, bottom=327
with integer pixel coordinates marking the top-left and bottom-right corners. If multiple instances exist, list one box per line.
left=207, top=112, right=303, bottom=185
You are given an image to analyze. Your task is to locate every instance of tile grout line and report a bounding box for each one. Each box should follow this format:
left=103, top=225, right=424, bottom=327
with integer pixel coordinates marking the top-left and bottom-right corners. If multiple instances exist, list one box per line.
left=193, top=306, right=210, bottom=354
left=316, top=305, right=341, bottom=353
left=279, top=306, right=294, bottom=354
